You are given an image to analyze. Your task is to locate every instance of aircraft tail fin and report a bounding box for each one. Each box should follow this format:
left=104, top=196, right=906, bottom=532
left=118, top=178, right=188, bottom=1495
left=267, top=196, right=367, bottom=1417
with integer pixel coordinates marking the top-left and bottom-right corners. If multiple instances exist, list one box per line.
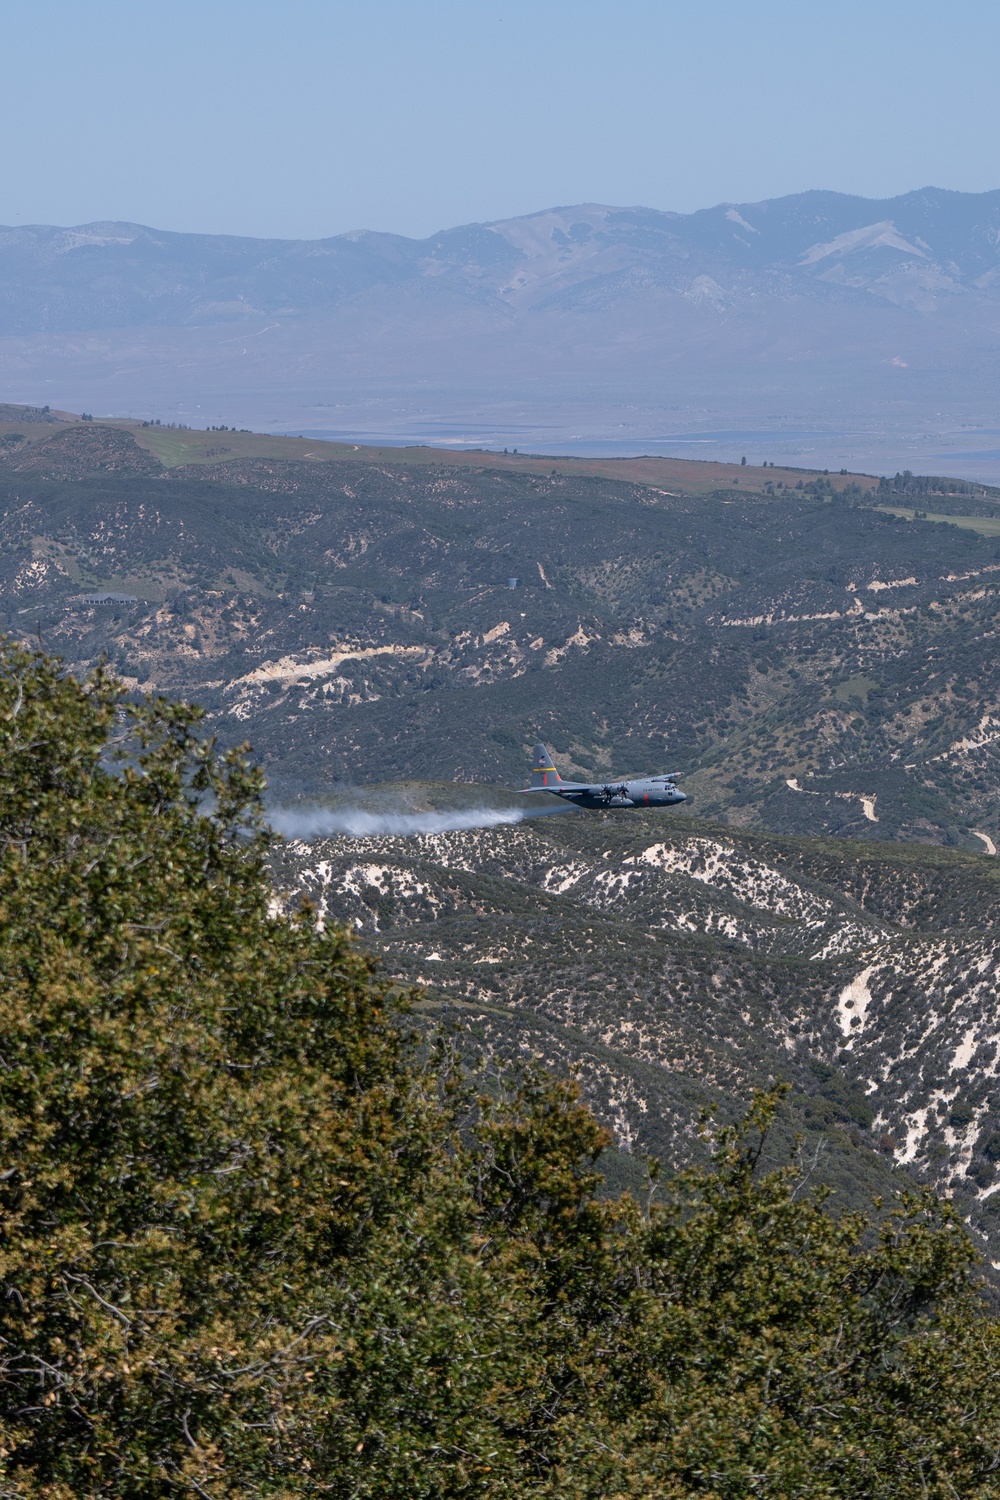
left=528, top=742, right=563, bottom=790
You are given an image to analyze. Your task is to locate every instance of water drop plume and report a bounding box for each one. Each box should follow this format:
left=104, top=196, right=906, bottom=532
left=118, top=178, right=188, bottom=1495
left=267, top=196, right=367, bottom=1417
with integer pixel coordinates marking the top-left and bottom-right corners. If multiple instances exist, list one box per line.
left=267, top=803, right=562, bottom=839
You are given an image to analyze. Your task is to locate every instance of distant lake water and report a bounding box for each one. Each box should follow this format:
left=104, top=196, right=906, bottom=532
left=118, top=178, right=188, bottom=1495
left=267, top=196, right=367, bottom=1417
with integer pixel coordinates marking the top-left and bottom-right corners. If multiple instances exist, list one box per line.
left=280, top=428, right=1000, bottom=486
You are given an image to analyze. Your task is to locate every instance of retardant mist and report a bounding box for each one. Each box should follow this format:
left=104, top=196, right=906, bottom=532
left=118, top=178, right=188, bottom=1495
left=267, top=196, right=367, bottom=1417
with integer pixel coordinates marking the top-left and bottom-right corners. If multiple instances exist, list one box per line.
left=267, top=803, right=571, bottom=839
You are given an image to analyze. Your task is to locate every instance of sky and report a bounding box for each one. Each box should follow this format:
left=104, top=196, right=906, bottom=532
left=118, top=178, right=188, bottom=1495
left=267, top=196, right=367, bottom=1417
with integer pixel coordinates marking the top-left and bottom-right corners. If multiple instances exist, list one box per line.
left=2, top=0, right=1000, bottom=240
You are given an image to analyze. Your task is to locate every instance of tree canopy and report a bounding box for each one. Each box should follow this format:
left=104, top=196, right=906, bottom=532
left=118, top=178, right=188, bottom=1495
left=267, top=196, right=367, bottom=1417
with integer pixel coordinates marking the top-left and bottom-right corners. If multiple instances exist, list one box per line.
left=0, top=641, right=999, bottom=1498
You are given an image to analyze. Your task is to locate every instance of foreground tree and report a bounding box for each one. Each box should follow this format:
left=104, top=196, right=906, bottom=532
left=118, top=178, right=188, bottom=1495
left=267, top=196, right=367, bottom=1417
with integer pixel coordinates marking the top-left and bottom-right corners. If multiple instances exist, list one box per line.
left=0, top=641, right=998, bottom=1497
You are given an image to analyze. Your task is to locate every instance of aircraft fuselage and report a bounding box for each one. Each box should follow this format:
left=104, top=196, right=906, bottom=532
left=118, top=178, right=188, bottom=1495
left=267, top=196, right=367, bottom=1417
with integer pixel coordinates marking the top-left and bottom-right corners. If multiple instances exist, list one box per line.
left=548, top=777, right=686, bottom=809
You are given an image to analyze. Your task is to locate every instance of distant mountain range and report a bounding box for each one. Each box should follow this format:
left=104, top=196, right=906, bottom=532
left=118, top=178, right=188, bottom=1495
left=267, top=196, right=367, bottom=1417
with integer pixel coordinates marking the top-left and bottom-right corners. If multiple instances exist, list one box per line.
left=8, top=188, right=1000, bottom=331
left=5, top=188, right=1000, bottom=476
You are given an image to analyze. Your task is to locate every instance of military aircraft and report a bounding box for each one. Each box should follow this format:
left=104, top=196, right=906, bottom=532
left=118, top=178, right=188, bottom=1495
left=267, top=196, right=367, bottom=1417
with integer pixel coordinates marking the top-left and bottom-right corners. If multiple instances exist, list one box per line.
left=520, top=743, right=687, bottom=809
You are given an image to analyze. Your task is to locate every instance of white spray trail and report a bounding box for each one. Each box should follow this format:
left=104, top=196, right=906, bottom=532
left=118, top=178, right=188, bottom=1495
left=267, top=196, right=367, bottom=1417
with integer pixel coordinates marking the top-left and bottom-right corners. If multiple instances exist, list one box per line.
left=268, top=804, right=561, bottom=839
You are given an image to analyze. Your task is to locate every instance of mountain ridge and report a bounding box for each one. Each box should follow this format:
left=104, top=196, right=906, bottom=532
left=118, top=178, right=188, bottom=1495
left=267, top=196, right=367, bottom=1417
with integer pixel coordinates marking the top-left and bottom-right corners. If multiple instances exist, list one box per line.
left=8, top=185, right=1000, bottom=334
left=7, top=188, right=1000, bottom=477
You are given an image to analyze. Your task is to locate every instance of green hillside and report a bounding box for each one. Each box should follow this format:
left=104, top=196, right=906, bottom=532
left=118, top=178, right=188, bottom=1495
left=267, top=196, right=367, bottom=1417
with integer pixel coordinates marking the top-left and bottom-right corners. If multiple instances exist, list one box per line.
left=2, top=414, right=1000, bottom=848
left=272, top=801, right=1000, bottom=1253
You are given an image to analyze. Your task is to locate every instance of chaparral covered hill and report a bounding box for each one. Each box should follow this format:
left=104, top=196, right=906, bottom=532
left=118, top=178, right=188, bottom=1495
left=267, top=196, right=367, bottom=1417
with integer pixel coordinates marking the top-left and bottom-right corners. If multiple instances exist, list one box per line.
left=2, top=411, right=1000, bottom=849
left=271, top=805, right=1000, bottom=1255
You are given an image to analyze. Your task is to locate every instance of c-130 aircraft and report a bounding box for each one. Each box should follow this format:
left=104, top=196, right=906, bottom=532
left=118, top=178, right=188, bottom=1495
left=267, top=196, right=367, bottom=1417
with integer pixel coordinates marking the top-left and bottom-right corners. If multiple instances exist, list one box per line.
left=520, top=743, right=687, bottom=810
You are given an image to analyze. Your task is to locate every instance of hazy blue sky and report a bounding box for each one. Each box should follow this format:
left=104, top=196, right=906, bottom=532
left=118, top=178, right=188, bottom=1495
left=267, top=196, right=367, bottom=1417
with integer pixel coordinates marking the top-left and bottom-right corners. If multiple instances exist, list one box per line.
left=3, top=0, right=1000, bottom=239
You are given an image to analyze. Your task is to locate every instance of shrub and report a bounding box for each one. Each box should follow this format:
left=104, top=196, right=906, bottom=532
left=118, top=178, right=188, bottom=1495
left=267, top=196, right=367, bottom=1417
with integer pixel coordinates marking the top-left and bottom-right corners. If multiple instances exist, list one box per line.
left=0, top=642, right=999, bottom=1497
